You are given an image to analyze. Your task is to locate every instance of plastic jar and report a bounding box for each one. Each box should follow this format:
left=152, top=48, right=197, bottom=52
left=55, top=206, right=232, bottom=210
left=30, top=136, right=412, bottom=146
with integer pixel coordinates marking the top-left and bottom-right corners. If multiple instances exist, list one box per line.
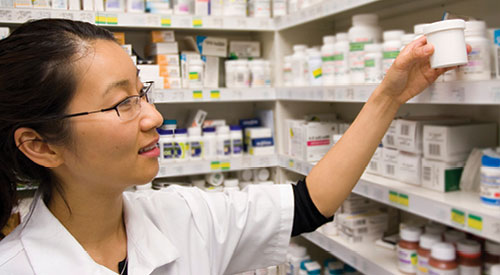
left=321, top=35, right=336, bottom=86
left=263, top=60, right=272, bottom=87
left=443, top=230, right=466, bottom=245
left=254, top=168, right=270, bottom=182
left=398, top=226, right=422, bottom=274
left=173, top=128, right=189, bottom=161
left=480, top=152, right=500, bottom=207
left=287, top=245, right=309, bottom=275
left=423, top=19, right=468, bottom=69
left=382, top=30, right=404, bottom=76
left=158, top=129, right=175, bottom=162
left=333, top=32, right=350, bottom=84
left=205, top=172, right=224, bottom=186
left=484, top=241, right=500, bottom=275
left=307, top=48, right=323, bottom=86
left=234, top=60, right=250, bottom=88
left=188, top=59, right=204, bottom=89
left=223, top=178, right=240, bottom=192
left=239, top=169, right=253, bottom=182
left=348, top=13, right=382, bottom=84
left=283, top=55, right=293, bottom=87
left=425, top=223, right=446, bottom=236
left=457, top=20, right=491, bottom=81
left=401, top=33, right=415, bottom=50
left=250, top=60, right=266, bottom=87
left=223, top=0, right=246, bottom=16
left=216, top=125, right=231, bottom=159
left=456, top=239, right=481, bottom=275
left=230, top=125, right=243, bottom=157
left=202, top=127, right=217, bottom=160
left=414, top=23, right=429, bottom=40
left=292, top=45, right=309, bottom=86
left=225, top=60, right=237, bottom=88
left=188, top=127, right=204, bottom=160
left=429, top=242, right=458, bottom=275
left=417, top=233, right=442, bottom=275
left=364, top=43, right=383, bottom=83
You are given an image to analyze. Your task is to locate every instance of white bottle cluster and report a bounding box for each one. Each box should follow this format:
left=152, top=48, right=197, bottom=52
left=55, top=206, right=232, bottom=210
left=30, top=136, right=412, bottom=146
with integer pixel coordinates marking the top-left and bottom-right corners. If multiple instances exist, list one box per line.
left=225, top=59, right=273, bottom=88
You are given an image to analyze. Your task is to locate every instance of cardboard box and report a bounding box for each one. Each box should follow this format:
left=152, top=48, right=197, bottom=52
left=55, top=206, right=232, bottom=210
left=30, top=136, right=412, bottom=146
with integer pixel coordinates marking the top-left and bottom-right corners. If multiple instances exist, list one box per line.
left=203, top=56, right=221, bottom=88
left=367, top=145, right=383, bottom=176
left=246, top=127, right=275, bottom=155
left=493, top=29, right=500, bottom=78
left=421, top=158, right=463, bottom=192
left=397, top=151, right=422, bottom=186
left=423, top=123, right=497, bottom=162
left=303, top=122, right=337, bottom=162
left=156, top=54, right=180, bottom=66
left=159, top=65, right=181, bottom=78
left=196, top=36, right=228, bottom=57
left=383, top=120, right=398, bottom=149
left=164, top=77, right=181, bottom=89
left=229, top=41, right=261, bottom=58
left=286, top=119, right=305, bottom=158
left=185, top=109, right=207, bottom=128
left=382, top=147, right=398, bottom=179
left=151, top=30, right=175, bottom=43
left=137, top=64, right=160, bottom=78
left=337, top=210, right=388, bottom=229
left=194, top=0, right=209, bottom=15
left=180, top=51, right=201, bottom=88
left=151, top=42, right=179, bottom=55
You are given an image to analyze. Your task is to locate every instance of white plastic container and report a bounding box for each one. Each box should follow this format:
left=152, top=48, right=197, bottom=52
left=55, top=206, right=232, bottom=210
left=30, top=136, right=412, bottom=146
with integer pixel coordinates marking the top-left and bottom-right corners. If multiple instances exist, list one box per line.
left=401, top=33, right=415, bottom=50
left=173, top=128, right=189, bottom=161
left=216, top=125, right=231, bottom=159
left=348, top=14, right=382, bottom=84
left=397, top=226, right=422, bottom=274
left=188, top=127, right=204, bottom=160
left=492, top=265, right=500, bottom=275
left=159, top=129, right=175, bottom=162
left=234, top=60, right=251, bottom=88
left=457, top=240, right=481, bottom=275
left=291, top=45, right=309, bottom=86
left=480, top=151, right=500, bottom=207
left=414, top=23, right=428, bottom=40
left=307, top=48, right=323, bottom=86
left=223, top=0, right=246, bottom=16
left=250, top=0, right=270, bottom=18
left=334, top=33, right=350, bottom=84
left=223, top=178, right=240, bottom=192
left=457, top=20, right=491, bottom=81
left=225, top=60, right=237, bottom=88
left=230, top=125, right=243, bottom=157
left=263, top=60, right=272, bottom=87
left=272, top=0, right=287, bottom=16
left=321, top=35, right=336, bottom=86
left=250, top=60, right=266, bottom=87
left=206, top=172, right=224, bottom=186
left=423, top=19, right=468, bottom=69
left=382, top=30, right=404, bottom=76
left=283, top=55, right=293, bottom=87
left=287, top=245, right=310, bottom=275
left=194, top=0, right=208, bottom=15
left=253, top=168, right=270, bottom=182
left=364, top=43, right=383, bottom=83
left=188, top=59, right=204, bottom=88
left=417, top=233, right=442, bottom=275
left=203, top=127, right=217, bottom=160
left=429, top=243, right=458, bottom=275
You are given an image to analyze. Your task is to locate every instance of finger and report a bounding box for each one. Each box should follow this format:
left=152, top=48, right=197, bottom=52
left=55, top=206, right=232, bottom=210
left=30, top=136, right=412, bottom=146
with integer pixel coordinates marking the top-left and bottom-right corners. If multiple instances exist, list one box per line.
left=396, top=41, right=434, bottom=71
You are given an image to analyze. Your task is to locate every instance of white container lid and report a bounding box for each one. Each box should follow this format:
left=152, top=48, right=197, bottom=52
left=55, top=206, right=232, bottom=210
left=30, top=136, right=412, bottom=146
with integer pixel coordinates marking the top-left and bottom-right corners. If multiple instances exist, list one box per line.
left=205, top=172, right=224, bottom=186
left=464, top=20, right=487, bottom=37
left=306, top=48, right=321, bottom=57
left=425, top=223, right=446, bottom=235
left=335, top=32, right=348, bottom=42
left=457, top=239, right=481, bottom=255
left=224, top=178, right=239, bottom=187
left=431, top=242, right=456, bottom=261
left=323, top=35, right=336, bottom=45
left=352, top=13, right=378, bottom=26
left=188, top=127, right=202, bottom=136
left=414, top=23, right=429, bottom=35
left=239, top=170, right=253, bottom=181
left=419, top=233, right=442, bottom=249
left=401, top=33, right=415, bottom=45
left=383, top=30, right=405, bottom=41
left=491, top=264, right=500, bottom=275
left=293, top=44, right=307, bottom=52
left=443, top=230, right=466, bottom=243
left=216, top=125, right=230, bottom=134
left=255, top=168, right=270, bottom=181
left=486, top=241, right=500, bottom=256
left=423, top=19, right=465, bottom=35
left=400, top=226, right=422, bottom=242
left=365, top=43, right=382, bottom=52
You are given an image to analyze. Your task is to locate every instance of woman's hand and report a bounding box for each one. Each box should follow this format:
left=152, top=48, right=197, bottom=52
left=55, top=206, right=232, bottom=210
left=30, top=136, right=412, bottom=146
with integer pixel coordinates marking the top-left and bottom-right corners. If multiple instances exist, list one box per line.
left=379, top=36, right=470, bottom=105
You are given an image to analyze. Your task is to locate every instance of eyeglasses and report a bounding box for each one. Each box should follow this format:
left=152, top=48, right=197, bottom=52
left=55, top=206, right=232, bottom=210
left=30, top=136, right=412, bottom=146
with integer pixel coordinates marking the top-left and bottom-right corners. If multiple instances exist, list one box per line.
left=61, top=81, right=155, bottom=122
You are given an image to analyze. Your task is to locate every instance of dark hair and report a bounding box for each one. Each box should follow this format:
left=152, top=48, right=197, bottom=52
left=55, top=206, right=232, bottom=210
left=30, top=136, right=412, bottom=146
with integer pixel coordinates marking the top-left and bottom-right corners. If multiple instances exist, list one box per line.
left=0, top=19, right=116, bottom=230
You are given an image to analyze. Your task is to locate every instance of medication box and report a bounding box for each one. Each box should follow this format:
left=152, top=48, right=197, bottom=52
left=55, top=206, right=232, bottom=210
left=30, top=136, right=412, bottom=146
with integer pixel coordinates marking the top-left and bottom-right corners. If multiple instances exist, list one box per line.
left=303, top=122, right=337, bottom=162
left=159, top=65, right=181, bottom=78
left=367, top=145, right=383, bottom=176
left=137, top=65, right=160, bottom=78
left=382, top=147, right=398, bottom=179
left=185, top=109, right=207, bottom=128
left=156, top=54, right=180, bottom=66
left=397, top=151, right=422, bottom=186
left=203, top=56, right=221, bottom=88
left=383, top=120, right=398, bottom=149
left=151, top=42, right=179, bottom=55
left=121, top=44, right=132, bottom=55
left=151, top=30, right=175, bottom=43
left=229, top=41, right=261, bottom=58
left=286, top=119, right=305, bottom=158
left=423, top=123, right=497, bottom=162
left=421, top=158, right=463, bottom=192
left=196, top=36, right=228, bottom=57
left=180, top=51, right=201, bottom=88
left=246, top=127, right=275, bottom=155
left=113, top=32, right=126, bottom=45
left=337, top=210, right=388, bottom=229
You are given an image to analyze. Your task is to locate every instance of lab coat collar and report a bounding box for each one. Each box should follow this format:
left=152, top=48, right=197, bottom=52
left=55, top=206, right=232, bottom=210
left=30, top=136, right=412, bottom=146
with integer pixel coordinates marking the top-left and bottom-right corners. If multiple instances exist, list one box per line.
left=20, top=193, right=179, bottom=275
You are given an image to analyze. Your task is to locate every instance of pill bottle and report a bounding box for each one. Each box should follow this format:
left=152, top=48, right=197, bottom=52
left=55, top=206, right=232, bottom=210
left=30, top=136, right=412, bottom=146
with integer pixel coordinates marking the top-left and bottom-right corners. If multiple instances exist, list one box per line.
left=263, top=60, right=272, bottom=87
left=224, top=0, right=246, bottom=16
left=333, top=32, right=350, bottom=84
left=443, top=230, right=466, bottom=245
left=205, top=172, right=224, bottom=186
left=425, top=223, right=446, bottom=236
left=292, top=45, right=309, bottom=86
left=417, top=233, right=442, bottom=275
left=364, top=43, right=383, bottom=83
left=382, top=30, right=404, bottom=76
left=202, top=127, right=217, bottom=160
left=188, top=127, right=204, bottom=160
left=484, top=241, right=500, bottom=275
left=161, top=119, right=178, bottom=130
left=216, top=125, right=231, bottom=159
left=457, top=20, right=491, bottom=81
left=239, top=169, right=254, bottom=182
left=423, top=19, right=467, bottom=69
left=188, top=59, right=204, bottom=89
left=287, top=245, right=309, bottom=275
left=230, top=125, right=243, bottom=157
left=321, top=35, right=336, bottom=86
left=456, top=239, right=481, bottom=275
left=253, top=168, right=270, bottom=182
left=223, top=178, right=240, bottom=192
left=250, top=60, right=266, bottom=87
left=158, top=129, right=175, bottom=162
left=225, top=60, right=237, bottom=88
left=272, top=0, right=286, bottom=17
left=250, top=0, right=270, bottom=18
left=429, top=242, right=458, bottom=275
left=210, top=0, right=223, bottom=16
left=480, top=152, right=500, bottom=207
left=173, top=128, right=189, bottom=161
left=283, top=55, right=293, bottom=87
left=307, top=47, right=323, bottom=86
left=234, top=60, right=250, bottom=88
left=401, top=33, right=415, bottom=50
left=348, top=13, right=382, bottom=84
left=398, top=226, right=422, bottom=274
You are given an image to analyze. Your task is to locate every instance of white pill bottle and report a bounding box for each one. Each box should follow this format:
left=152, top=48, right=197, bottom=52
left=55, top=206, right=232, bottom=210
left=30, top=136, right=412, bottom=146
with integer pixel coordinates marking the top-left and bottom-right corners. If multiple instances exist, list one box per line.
left=457, top=20, right=491, bottom=81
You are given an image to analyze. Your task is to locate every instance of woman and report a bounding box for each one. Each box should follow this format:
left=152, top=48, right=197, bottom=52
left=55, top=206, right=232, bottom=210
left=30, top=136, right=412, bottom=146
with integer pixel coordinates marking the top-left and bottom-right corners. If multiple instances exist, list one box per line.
left=0, top=19, right=458, bottom=274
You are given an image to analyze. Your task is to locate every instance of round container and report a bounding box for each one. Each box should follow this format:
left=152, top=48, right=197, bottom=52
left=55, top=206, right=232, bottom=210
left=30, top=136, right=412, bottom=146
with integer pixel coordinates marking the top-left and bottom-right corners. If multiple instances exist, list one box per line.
left=485, top=241, right=500, bottom=274
left=250, top=59, right=266, bottom=88
left=251, top=0, right=270, bottom=18
left=202, top=127, right=217, bottom=160
left=292, top=44, right=309, bottom=86
left=161, top=119, right=178, bottom=130
left=481, top=153, right=500, bottom=207
left=205, top=172, right=224, bottom=186
left=191, top=179, right=205, bottom=189
left=173, top=128, right=188, bottom=161
left=364, top=43, right=383, bottom=83
left=188, top=59, right=204, bottom=88
left=283, top=55, right=293, bottom=87
left=423, top=19, right=467, bottom=68
left=223, top=178, right=240, bottom=192
left=429, top=242, right=458, bottom=274
left=321, top=35, right=336, bottom=86
left=188, top=127, right=203, bottom=160
left=254, top=168, right=271, bottom=182
left=418, top=233, right=442, bottom=275
left=158, top=129, right=175, bottom=162
left=239, top=169, right=254, bottom=182
left=425, top=223, right=446, bottom=236
left=333, top=32, right=350, bottom=84
left=443, top=230, right=466, bottom=245
left=457, top=239, right=481, bottom=275
left=398, top=226, right=422, bottom=274
left=457, top=21, right=491, bottom=80
left=401, top=33, right=415, bottom=50
left=307, top=48, right=323, bottom=86
left=382, top=30, right=404, bottom=75
left=216, top=125, right=231, bottom=158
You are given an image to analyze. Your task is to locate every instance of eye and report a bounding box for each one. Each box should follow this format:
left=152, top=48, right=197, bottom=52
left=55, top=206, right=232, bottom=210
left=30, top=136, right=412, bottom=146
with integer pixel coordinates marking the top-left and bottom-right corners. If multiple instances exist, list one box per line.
left=118, top=97, right=135, bottom=111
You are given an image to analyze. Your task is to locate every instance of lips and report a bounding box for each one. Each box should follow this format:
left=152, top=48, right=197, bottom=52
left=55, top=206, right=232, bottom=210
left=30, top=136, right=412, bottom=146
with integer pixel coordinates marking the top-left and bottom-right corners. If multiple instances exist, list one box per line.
left=139, top=137, right=159, bottom=154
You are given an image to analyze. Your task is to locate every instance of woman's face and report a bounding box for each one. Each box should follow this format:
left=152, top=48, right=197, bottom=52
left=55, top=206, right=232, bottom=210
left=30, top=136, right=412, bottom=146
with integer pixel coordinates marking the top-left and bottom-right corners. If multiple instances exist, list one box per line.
left=57, top=39, right=163, bottom=191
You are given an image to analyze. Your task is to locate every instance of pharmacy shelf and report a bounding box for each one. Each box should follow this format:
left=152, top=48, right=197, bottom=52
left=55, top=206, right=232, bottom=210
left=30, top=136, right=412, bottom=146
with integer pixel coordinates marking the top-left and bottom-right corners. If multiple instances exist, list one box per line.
left=276, top=80, right=500, bottom=105
left=153, top=88, right=276, bottom=103
left=279, top=155, right=500, bottom=243
left=302, top=230, right=399, bottom=275
left=0, top=8, right=275, bottom=31
left=156, top=154, right=278, bottom=177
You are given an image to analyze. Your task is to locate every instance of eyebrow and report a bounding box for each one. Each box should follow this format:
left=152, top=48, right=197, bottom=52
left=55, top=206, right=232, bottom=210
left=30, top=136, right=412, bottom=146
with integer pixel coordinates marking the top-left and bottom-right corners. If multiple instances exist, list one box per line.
left=103, top=79, right=131, bottom=97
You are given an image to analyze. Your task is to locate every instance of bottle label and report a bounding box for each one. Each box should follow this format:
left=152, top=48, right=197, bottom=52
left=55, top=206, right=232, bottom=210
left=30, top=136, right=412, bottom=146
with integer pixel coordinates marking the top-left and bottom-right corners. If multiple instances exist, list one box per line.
left=232, top=139, right=243, bottom=155
left=349, top=39, right=372, bottom=74
left=190, top=141, right=203, bottom=158
left=417, top=255, right=430, bottom=274
left=458, top=265, right=480, bottom=275
left=397, top=246, right=418, bottom=273
left=322, top=55, right=335, bottom=62
left=458, top=44, right=490, bottom=76
left=163, top=142, right=175, bottom=159
left=251, top=137, right=274, bottom=147
left=312, top=67, right=322, bottom=79
left=365, top=59, right=375, bottom=67
left=224, top=139, right=231, bottom=155
left=173, top=141, right=188, bottom=159
left=428, top=266, right=459, bottom=275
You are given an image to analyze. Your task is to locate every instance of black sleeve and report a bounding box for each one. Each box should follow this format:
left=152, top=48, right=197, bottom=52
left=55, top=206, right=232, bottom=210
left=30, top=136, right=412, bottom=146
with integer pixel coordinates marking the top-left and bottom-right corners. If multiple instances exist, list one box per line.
left=291, top=178, right=334, bottom=237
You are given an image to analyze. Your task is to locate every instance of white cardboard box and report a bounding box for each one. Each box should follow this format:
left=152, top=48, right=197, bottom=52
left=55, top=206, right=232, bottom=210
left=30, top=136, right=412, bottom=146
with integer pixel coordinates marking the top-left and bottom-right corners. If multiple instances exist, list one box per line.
left=137, top=65, right=160, bottom=78
left=383, top=120, right=398, bottom=149
left=303, top=122, right=337, bottom=162
left=367, top=145, right=383, bottom=176
left=382, top=147, right=398, bottom=179
left=287, top=119, right=305, bottom=159
left=421, top=158, right=464, bottom=193
left=197, top=36, right=228, bottom=57
left=337, top=210, right=388, bottom=229
left=180, top=52, right=201, bottom=88
left=423, top=123, right=497, bottom=162
left=203, top=56, right=220, bottom=88
left=151, top=42, right=179, bottom=55
left=229, top=41, right=261, bottom=58
left=246, top=127, right=275, bottom=156
left=397, top=151, right=422, bottom=186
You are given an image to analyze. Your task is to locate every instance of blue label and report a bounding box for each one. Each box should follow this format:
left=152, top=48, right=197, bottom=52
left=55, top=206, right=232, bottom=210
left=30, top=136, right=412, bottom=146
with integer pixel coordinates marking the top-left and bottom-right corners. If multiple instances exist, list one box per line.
left=163, top=142, right=174, bottom=159
left=480, top=196, right=500, bottom=206
left=232, top=139, right=243, bottom=154
left=224, top=140, right=231, bottom=155
left=494, top=29, right=500, bottom=46
left=190, top=141, right=203, bottom=158
left=251, top=137, right=274, bottom=147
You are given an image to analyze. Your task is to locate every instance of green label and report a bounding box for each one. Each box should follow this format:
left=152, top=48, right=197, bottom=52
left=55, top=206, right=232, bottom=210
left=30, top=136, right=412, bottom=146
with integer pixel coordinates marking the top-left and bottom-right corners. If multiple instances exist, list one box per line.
left=322, top=56, right=335, bottom=62
left=364, top=59, right=375, bottom=67
left=333, top=53, right=344, bottom=61
left=383, top=51, right=400, bottom=59
left=350, top=41, right=371, bottom=51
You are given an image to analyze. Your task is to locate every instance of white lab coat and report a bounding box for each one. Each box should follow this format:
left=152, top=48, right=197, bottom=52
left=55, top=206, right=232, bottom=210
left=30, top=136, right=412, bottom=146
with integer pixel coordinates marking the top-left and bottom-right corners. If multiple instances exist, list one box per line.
left=0, top=184, right=294, bottom=275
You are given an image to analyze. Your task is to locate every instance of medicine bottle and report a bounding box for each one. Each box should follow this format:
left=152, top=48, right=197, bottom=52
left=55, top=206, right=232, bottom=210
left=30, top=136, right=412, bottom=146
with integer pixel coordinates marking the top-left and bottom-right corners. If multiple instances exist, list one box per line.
left=210, top=0, right=223, bottom=16
left=299, top=259, right=313, bottom=275
left=202, top=127, right=217, bottom=160
left=443, top=230, right=466, bottom=246
left=173, top=128, right=189, bottom=161
left=272, top=0, right=286, bottom=16
left=158, top=129, right=175, bottom=162
left=230, top=125, right=243, bottom=157
left=253, top=168, right=270, bottom=182
left=348, top=13, right=382, bottom=84
left=188, top=59, right=204, bottom=89
left=321, top=35, right=336, bottom=86
left=223, top=0, right=246, bottom=16
left=417, top=233, right=442, bottom=275
left=188, top=127, right=204, bottom=160
left=291, top=45, right=309, bottom=86
left=173, top=0, right=193, bottom=15
left=283, top=55, right=293, bottom=87
left=457, top=20, right=491, bottom=81
left=480, top=153, right=500, bottom=207
left=307, top=48, right=323, bottom=86
left=364, top=43, right=383, bottom=83
left=263, top=60, right=272, bottom=87
left=250, top=0, right=270, bottom=18
left=239, top=169, right=253, bottom=182
left=456, top=239, right=481, bottom=275
left=287, top=245, right=309, bottom=275
left=216, top=125, right=231, bottom=159
left=160, top=119, right=177, bottom=130
left=429, top=242, right=458, bottom=275
left=484, top=241, right=500, bottom=275
left=225, top=60, right=237, bottom=88
left=398, top=226, right=422, bottom=274
left=223, top=178, right=240, bottom=192
left=333, top=33, right=350, bottom=84
left=250, top=60, right=266, bottom=87
left=382, top=30, right=404, bottom=76
left=205, top=172, right=224, bottom=186
left=234, top=60, right=250, bottom=88
left=425, top=223, right=446, bottom=236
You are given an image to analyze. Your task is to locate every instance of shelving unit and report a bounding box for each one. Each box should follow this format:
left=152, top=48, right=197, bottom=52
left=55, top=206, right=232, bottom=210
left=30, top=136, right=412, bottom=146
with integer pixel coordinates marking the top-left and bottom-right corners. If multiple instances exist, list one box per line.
left=153, top=87, right=276, bottom=103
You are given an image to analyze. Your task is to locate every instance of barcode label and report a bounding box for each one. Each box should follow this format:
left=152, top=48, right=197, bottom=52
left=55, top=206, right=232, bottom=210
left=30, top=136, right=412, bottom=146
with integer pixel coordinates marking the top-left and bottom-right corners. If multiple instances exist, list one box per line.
left=386, top=164, right=395, bottom=175
left=401, top=125, right=409, bottom=136
left=386, top=135, right=394, bottom=146
left=423, top=166, right=431, bottom=181
left=428, top=144, right=441, bottom=156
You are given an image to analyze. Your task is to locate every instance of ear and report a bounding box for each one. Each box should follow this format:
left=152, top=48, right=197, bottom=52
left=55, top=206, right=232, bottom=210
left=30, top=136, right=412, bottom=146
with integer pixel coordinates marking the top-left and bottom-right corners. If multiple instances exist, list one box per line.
left=14, top=127, right=64, bottom=168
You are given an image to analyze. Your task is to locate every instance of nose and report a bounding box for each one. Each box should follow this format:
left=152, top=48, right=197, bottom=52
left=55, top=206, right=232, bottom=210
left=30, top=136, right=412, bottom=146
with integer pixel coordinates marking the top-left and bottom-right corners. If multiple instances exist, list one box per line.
left=140, top=101, right=163, bottom=131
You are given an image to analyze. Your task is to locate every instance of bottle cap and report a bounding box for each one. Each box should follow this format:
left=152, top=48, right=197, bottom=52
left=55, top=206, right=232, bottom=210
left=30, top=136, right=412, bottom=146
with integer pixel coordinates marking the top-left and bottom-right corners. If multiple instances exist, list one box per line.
left=323, top=35, right=336, bottom=45
left=203, top=127, right=216, bottom=133
left=400, top=226, right=422, bottom=242
left=223, top=178, right=239, bottom=187
left=335, top=32, right=348, bottom=42
left=431, top=242, right=456, bottom=261
left=419, top=233, right=441, bottom=249
left=413, top=23, right=429, bottom=35
left=423, top=19, right=465, bottom=35
left=230, top=125, right=242, bottom=131
left=457, top=239, right=481, bottom=255
left=383, top=30, right=405, bottom=41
